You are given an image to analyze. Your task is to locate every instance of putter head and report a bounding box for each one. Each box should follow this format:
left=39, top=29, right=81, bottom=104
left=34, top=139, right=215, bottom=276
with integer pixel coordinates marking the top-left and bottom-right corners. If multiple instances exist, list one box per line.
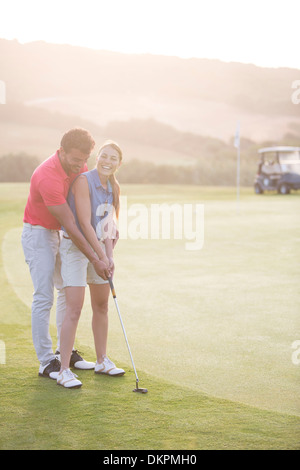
left=133, top=380, right=148, bottom=393
left=133, top=387, right=148, bottom=394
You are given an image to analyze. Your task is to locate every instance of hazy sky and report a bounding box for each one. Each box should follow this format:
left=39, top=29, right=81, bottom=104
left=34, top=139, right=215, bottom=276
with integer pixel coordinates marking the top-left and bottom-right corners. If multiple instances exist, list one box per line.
left=0, top=0, right=299, bottom=69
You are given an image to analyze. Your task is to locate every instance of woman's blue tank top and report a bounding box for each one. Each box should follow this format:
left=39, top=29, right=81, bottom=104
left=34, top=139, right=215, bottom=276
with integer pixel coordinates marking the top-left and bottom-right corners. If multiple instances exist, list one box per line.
left=66, top=168, right=113, bottom=239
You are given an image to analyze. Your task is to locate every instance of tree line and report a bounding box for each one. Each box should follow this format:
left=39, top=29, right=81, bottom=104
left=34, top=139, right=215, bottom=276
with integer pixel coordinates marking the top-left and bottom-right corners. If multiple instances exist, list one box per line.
left=0, top=151, right=257, bottom=186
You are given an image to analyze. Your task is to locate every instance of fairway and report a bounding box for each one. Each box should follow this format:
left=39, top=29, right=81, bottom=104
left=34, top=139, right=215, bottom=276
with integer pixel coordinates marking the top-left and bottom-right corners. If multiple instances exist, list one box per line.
left=0, top=183, right=299, bottom=450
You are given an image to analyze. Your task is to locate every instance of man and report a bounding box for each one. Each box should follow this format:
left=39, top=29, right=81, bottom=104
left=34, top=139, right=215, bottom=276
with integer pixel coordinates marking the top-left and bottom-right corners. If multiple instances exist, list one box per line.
left=22, top=128, right=110, bottom=380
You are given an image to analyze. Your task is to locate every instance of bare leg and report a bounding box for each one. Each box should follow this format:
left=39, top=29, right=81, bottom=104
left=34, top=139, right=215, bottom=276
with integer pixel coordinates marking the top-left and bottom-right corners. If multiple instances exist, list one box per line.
left=89, top=283, right=110, bottom=362
left=59, top=286, right=85, bottom=371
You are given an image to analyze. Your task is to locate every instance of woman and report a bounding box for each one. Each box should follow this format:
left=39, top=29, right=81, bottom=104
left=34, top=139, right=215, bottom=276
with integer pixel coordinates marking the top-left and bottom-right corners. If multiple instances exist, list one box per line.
left=57, top=141, right=124, bottom=388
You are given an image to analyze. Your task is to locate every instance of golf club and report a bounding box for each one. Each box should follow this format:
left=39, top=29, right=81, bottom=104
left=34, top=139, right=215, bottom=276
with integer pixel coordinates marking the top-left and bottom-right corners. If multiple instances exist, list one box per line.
left=108, top=277, right=148, bottom=394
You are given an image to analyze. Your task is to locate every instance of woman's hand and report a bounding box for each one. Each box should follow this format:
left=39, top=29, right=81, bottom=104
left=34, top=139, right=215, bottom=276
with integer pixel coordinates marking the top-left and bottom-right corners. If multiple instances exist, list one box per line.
left=108, top=257, right=115, bottom=278
left=91, top=258, right=110, bottom=280
left=112, top=229, right=119, bottom=249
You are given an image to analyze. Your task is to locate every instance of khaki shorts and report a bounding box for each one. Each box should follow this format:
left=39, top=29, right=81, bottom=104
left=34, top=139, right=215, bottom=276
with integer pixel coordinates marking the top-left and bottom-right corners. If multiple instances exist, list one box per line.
left=60, top=236, right=108, bottom=287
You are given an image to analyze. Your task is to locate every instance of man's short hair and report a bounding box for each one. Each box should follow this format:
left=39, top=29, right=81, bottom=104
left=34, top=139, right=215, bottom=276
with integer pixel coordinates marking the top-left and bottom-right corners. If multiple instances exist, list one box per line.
left=60, top=128, right=95, bottom=154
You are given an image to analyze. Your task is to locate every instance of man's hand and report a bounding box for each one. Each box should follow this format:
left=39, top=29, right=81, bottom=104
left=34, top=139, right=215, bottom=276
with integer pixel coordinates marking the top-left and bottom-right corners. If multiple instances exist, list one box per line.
left=47, top=203, right=108, bottom=271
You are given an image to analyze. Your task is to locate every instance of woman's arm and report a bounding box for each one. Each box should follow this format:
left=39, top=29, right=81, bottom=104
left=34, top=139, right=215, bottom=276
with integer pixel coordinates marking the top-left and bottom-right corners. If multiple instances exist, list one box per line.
left=104, top=237, right=114, bottom=278
left=73, top=175, right=108, bottom=265
left=47, top=203, right=109, bottom=279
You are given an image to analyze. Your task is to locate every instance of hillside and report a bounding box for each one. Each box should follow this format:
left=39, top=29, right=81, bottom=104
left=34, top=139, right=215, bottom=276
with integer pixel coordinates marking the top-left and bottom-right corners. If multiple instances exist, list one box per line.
left=1, top=38, right=299, bottom=144
left=0, top=38, right=299, bottom=185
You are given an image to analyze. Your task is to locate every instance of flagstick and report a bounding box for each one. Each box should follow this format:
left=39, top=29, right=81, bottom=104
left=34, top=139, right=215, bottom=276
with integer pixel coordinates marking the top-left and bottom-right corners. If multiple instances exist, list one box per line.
left=236, top=142, right=240, bottom=215
left=234, top=120, right=241, bottom=215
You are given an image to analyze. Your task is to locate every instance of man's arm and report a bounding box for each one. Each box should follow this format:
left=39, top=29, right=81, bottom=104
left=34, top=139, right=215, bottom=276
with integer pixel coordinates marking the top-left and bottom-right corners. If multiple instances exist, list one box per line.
left=73, top=176, right=109, bottom=263
left=47, top=203, right=109, bottom=280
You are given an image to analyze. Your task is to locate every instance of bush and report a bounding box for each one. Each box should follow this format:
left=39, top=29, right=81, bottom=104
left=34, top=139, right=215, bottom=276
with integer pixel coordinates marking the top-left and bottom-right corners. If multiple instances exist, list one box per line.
left=0, top=153, right=40, bottom=182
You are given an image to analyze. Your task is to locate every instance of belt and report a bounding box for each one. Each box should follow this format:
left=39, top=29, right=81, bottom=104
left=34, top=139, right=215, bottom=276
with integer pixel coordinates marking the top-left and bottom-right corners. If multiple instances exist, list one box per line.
left=63, top=233, right=103, bottom=243
left=23, top=222, right=59, bottom=233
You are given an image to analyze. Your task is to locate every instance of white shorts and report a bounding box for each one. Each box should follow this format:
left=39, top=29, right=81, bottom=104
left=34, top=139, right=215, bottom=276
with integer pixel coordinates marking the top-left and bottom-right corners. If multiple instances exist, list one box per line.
left=60, top=236, right=108, bottom=287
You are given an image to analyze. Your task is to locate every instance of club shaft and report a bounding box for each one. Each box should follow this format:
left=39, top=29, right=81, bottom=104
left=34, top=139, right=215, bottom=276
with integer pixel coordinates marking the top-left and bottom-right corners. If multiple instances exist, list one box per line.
left=109, top=278, right=139, bottom=383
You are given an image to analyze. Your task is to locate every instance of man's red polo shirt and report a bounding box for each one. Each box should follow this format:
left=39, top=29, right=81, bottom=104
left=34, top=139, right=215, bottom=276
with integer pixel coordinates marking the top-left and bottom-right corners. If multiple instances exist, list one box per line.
left=23, top=151, right=88, bottom=230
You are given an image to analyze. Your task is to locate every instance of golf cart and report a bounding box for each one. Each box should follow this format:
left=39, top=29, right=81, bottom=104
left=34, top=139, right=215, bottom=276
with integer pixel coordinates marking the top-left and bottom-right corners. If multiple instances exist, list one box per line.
left=254, top=146, right=300, bottom=194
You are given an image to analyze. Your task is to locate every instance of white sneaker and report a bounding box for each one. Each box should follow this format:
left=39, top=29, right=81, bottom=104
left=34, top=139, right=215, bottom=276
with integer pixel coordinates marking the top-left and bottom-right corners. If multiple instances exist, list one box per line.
left=95, top=356, right=125, bottom=376
left=70, top=349, right=95, bottom=370
left=55, top=350, right=95, bottom=370
left=57, top=368, right=82, bottom=389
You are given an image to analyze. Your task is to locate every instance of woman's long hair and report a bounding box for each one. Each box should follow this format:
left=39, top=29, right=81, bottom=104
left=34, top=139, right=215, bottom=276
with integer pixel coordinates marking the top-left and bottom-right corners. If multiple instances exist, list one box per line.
left=97, top=140, right=122, bottom=219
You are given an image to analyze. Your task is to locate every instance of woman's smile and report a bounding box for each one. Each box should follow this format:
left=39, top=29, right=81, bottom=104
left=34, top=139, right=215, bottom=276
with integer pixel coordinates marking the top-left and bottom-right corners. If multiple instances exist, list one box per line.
left=97, top=145, right=121, bottom=178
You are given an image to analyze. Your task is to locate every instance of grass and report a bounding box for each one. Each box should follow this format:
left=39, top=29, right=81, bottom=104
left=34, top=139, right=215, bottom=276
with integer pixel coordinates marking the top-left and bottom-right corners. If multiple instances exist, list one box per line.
left=0, top=183, right=299, bottom=450
left=1, top=320, right=299, bottom=450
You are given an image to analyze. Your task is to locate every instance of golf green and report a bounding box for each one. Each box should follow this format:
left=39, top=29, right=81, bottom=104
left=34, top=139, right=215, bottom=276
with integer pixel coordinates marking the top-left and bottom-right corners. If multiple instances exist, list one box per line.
left=0, top=183, right=299, bottom=449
